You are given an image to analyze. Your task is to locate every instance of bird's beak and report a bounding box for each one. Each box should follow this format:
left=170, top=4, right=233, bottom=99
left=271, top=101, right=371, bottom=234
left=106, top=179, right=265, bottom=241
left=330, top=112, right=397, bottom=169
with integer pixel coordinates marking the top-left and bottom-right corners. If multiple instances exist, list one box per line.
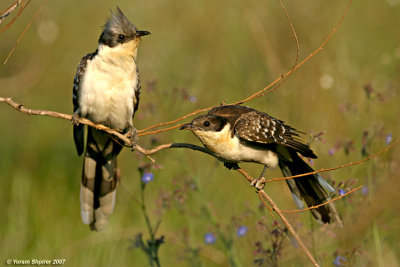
left=180, top=123, right=192, bottom=130
left=136, top=30, right=151, bottom=37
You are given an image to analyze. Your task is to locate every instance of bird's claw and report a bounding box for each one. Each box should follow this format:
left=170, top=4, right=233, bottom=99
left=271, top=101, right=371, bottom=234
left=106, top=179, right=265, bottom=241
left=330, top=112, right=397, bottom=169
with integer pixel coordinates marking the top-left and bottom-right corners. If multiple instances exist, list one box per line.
left=250, top=176, right=266, bottom=190
left=127, top=126, right=138, bottom=151
left=71, top=113, right=80, bottom=126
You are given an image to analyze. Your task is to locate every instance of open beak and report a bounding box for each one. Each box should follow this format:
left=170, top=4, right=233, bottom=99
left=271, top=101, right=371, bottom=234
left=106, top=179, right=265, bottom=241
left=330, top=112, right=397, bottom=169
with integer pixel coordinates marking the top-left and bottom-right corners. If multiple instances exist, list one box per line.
left=136, top=30, right=151, bottom=37
left=180, top=123, right=192, bottom=130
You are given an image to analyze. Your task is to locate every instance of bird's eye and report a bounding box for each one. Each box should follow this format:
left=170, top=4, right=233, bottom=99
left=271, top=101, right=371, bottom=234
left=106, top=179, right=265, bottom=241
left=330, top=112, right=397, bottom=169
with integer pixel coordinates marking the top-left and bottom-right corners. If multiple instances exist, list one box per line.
left=118, top=34, right=126, bottom=42
left=204, top=121, right=210, bottom=127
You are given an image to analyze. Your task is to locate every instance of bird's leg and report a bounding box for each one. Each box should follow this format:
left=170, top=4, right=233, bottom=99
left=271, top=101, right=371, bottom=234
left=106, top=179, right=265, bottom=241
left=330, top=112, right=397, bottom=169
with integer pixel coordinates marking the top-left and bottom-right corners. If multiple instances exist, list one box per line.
left=124, top=123, right=138, bottom=150
left=71, top=110, right=81, bottom=126
left=250, top=165, right=267, bottom=190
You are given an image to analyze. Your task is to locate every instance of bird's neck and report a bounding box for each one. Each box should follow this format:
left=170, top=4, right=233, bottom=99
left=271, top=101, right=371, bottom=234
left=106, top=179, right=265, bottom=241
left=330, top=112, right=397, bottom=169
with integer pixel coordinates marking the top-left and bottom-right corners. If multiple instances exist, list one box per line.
left=97, top=42, right=139, bottom=64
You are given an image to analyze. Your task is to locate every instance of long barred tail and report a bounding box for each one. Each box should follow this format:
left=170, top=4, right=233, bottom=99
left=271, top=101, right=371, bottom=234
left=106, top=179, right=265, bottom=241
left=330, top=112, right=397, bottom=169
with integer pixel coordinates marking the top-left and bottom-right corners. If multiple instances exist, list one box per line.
left=80, top=128, right=122, bottom=231
left=279, top=150, right=343, bottom=226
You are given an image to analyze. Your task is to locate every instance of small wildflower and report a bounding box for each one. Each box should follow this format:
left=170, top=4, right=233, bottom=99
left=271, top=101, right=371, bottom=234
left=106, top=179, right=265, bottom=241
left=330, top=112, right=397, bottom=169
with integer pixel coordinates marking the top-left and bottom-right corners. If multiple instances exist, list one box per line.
left=333, top=255, right=346, bottom=266
left=189, top=95, right=197, bottom=103
left=237, top=226, right=248, bottom=237
left=328, top=149, right=335, bottom=156
left=204, top=233, right=216, bottom=244
left=386, top=133, right=392, bottom=145
left=338, top=189, right=346, bottom=196
left=361, top=186, right=369, bottom=195
left=141, top=172, right=154, bottom=184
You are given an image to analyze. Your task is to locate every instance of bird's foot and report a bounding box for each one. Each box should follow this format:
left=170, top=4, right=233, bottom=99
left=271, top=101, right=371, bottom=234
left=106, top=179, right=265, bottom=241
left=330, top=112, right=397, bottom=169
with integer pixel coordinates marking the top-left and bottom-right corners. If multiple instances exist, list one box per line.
left=126, top=126, right=138, bottom=150
left=71, top=113, right=81, bottom=126
left=250, top=176, right=266, bottom=190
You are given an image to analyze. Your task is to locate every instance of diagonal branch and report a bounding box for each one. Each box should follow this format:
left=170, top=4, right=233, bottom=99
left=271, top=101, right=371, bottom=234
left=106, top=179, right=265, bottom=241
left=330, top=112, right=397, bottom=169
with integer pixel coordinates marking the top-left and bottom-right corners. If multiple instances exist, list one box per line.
left=257, top=189, right=319, bottom=266
left=263, top=139, right=399, bottom=184
left=0, top=0, right=23, bottom=25
left=137, top=0, right=352, bottom=137
left=4, top=0, right=48, bottom=64
left=280, top=186, right=362, bottom=213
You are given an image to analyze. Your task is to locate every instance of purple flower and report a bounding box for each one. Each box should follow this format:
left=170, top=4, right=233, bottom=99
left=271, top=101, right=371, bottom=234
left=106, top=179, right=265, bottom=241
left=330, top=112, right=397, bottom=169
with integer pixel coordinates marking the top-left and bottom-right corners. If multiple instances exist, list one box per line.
left=333, top=255, right=346, bottom=266
left=386, top=133, right=392, bottom=145
left=237, top=226, right=248, bottom=237
left=328, top=149, right=335, bottom=156
left=338, top=189, right=346, bottom=196
left=141, top=172, right=154, bottom=184
left=189, top=95, right=197, bottom=103
left=361, top=186, right=369, bottom=195
left=204, top=233, right=216, bottom=244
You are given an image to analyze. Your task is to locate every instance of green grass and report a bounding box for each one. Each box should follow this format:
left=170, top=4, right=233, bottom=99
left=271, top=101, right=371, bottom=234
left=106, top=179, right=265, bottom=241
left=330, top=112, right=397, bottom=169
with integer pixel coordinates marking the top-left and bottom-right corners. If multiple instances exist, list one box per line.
left=1, top=0, right=400, bottom=266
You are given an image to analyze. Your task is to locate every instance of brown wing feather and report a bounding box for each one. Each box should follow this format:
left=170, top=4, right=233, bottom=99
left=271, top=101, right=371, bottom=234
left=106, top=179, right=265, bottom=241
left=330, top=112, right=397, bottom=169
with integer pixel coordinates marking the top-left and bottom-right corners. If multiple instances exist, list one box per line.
left=234, top=111, right=317, bottom=158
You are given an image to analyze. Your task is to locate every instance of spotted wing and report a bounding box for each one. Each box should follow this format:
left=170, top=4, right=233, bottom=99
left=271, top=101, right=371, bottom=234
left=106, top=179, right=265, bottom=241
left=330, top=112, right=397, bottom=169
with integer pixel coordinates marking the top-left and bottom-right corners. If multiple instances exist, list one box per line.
left=72, top=51, right=97, bottom=156
left=234, top=111, right=316, bottom=158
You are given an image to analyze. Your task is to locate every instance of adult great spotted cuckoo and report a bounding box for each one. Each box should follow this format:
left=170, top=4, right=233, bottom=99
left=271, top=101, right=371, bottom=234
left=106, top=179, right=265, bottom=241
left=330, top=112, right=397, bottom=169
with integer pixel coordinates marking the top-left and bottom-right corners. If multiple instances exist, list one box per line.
left=180, top=105, right=342, bottom=226
left=72, top=7, right=150, bottom=231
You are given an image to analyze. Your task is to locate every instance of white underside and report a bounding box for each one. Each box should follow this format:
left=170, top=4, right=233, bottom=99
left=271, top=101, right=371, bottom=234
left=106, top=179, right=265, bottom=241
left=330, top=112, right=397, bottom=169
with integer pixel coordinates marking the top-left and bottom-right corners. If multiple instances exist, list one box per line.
left=193, top=124, right=279, bottom=168
left=79, top=43, right=138, bottom=130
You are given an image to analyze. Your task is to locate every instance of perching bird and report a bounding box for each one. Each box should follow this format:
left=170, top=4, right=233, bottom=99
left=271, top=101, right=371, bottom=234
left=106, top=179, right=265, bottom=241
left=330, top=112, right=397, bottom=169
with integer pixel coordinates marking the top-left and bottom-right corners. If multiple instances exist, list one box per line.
left=180, top=105, right=342, bottom=226
left=72, top=7, right=150, bottom=231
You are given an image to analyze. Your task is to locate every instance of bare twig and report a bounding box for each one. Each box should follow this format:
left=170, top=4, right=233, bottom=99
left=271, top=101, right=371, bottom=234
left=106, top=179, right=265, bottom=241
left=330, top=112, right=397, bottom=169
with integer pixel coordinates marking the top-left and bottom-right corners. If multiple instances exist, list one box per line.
left=0, top=0, right=23, bottom=24
left=0, top=97, right=129, bottom=142
left=257, top=189, right=319, bottom=266
left=4, top=0, right=48, bottom=64
left=277, top=0, right=300, bottom=69
left=0, top=0, right=29, bottom=34
left=280, top=186, right=362, bottom=213
left=236, top=169, right=318, bottom=266
left=263, top=139, right=399, bottom=184
left=137, top=0, right=352, bottom=137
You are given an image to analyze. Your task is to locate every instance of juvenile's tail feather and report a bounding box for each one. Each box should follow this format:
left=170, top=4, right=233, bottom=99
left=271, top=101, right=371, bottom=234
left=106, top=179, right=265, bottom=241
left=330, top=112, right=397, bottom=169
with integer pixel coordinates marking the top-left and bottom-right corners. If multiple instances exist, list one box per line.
left=279, top=150, right=343, bottom=227
left=80, top=128, right=122, bottom=231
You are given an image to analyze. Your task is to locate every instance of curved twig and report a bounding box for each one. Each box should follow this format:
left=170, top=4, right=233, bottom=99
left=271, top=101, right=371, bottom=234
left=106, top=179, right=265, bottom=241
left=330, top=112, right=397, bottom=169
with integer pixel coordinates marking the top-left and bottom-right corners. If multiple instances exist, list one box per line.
left=138, top=0, right=352, bottom=137
left=4, top=0, right=48, bottom=64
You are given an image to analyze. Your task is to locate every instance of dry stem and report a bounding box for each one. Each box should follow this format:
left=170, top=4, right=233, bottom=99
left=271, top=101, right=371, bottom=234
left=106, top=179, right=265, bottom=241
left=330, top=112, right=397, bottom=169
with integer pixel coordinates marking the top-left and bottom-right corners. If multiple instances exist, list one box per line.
left=0, top=0, right=23, bottom=25
left=4, top=0, right=48, bottom=64
left=137, top=0, right=352, bottom=137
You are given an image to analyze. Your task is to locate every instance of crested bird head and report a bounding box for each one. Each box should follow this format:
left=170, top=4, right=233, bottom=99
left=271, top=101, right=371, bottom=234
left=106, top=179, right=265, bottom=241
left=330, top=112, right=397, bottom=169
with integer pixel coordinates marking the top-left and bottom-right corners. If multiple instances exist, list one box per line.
left=99, top=7, right=150, bottom=55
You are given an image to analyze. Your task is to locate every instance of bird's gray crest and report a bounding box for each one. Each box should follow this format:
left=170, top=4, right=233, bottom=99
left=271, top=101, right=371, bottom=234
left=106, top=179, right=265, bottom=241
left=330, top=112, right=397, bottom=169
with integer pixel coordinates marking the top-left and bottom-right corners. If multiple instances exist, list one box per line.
left=99, top=7, right=138, bottom=47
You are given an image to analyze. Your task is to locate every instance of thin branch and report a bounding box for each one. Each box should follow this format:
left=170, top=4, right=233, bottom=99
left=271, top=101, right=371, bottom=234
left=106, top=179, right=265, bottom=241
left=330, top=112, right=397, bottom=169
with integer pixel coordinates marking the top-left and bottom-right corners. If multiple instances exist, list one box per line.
left=0, top=0, right=23, bottom=24
left=0, top=97, right=129, bottom=141
left=135, top=142, right=214, bottom=157
left=257, top=189, right=319, bottom=267
left=137, top=0, right=352, bottom=137
left=0, top=0, right=29, bottom=34
left=4, top=0, right=48, bottom=64
left=277, top=0, right=300, bottom=69
left=280, top=186, right=362, bottom=213
left=263, top=139, right=399, bottom=183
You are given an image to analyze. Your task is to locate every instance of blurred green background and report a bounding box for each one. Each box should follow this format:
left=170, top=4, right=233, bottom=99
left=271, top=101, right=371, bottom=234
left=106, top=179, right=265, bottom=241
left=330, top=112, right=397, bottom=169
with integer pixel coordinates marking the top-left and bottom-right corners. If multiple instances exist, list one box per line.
left=1, top=0, right=399, bottom=266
